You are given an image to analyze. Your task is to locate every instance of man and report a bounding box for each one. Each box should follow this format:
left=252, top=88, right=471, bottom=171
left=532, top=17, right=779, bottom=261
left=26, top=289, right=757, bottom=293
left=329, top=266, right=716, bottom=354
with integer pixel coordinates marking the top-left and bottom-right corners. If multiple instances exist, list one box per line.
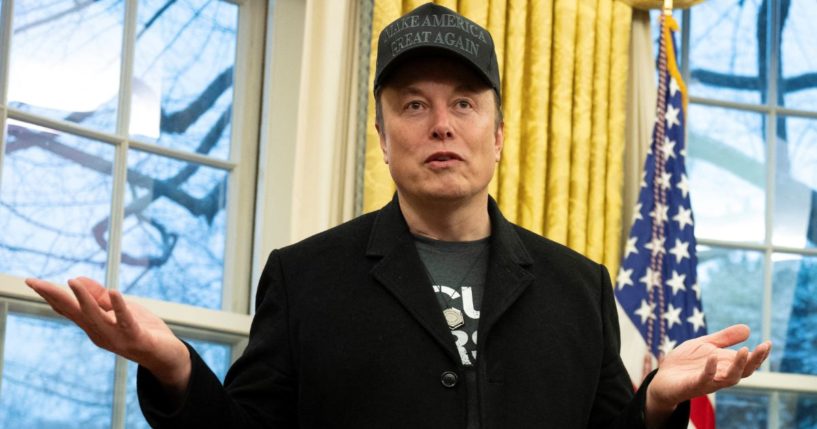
left=27, top=3, right=770, bottom=428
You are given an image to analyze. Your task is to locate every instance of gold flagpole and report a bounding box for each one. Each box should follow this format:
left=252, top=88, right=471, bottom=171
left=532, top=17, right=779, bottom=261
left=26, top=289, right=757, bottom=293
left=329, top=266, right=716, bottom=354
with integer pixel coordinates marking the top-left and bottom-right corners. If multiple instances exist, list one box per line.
left=663, top=0, right=674, bottom=15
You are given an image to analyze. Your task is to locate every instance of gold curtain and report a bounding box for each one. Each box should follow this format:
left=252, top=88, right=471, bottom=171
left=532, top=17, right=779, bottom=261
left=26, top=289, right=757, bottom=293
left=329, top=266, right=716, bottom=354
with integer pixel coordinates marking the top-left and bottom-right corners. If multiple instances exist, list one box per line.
left=363, top=0, right=632, bottom=275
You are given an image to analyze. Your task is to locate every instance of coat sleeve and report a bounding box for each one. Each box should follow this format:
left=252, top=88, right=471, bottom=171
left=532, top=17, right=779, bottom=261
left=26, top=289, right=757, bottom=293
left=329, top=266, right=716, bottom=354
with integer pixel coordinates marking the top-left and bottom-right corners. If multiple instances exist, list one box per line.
left=587, top=264, right=690, bottom=429
left=137, top=250, right=298, bottom=428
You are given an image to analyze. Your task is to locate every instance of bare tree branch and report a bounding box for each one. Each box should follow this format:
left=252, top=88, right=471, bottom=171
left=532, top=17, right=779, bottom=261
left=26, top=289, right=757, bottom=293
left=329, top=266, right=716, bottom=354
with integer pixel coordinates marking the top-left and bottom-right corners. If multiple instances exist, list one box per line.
left=91, top=195, right=179, bottom=268
left=137, top=0, right=179, bottom=39
left=689, top=70, right=761, bottom=90
left=7, top=124, right=223, bottom=220
left=161, top=66, right=233, bottom=134
left=0, top=241, right=105, bottom=266
left=2, top=371, right=112, bottom=408
left=0, top=202, right=92, bottom=238
left=783, top=72, right=817, bottom=94
left=13, top=0, right=99, bottom=34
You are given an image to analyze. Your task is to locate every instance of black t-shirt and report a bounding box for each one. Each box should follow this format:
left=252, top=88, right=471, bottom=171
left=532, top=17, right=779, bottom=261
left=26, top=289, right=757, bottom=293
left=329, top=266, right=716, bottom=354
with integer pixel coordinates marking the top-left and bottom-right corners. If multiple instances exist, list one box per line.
left=414, top=235, right=489, bottom=366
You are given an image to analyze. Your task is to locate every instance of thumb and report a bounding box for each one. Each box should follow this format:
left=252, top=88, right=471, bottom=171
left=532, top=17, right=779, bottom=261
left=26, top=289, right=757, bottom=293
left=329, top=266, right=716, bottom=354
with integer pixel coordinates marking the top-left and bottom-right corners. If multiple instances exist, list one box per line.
left=701, top=324, right=750, bottom=348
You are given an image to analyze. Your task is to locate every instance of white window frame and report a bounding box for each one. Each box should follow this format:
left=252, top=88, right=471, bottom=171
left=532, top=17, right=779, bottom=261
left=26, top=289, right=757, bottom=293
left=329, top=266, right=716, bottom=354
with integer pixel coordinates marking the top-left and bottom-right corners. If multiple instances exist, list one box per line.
left=0, top=0, right=291, bottom=427
left=674, top=1, right=817, bottom=420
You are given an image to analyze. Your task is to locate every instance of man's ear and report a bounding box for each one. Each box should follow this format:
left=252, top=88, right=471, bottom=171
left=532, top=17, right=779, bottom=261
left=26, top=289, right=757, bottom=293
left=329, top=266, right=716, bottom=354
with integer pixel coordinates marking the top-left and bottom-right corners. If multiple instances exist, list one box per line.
left=494, top=121, right=504, bottom=162
left=376, top=122, right=389, bottom=164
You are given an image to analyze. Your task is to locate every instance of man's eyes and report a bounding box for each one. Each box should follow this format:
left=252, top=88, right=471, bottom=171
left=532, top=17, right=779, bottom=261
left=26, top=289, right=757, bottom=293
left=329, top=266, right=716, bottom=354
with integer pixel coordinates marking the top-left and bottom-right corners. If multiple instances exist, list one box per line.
left=401, top=99, right=474, bottom=111
left=455, top=99, right=473, bottom=109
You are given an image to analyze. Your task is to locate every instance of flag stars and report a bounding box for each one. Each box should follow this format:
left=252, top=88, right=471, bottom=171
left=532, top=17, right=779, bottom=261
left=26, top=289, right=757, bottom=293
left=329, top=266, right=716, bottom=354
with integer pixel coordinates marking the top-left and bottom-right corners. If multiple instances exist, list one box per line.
left=640, top=171, right=647, bottom=189
left=661, top=137, right=677, bottom=160
left=687, top=307, right=706, bottom=333
left=669, top=77, right=680, bottom=97
left=691, top=282, right=701, bottom=300
left=668, top=239, right=690, bottom=264
left=635, top=299, right=656, bottom=324
left=659, top=336, right=678, bottom=357
left=666, top=270, right=687, bottom=295
left=644, top=236, right=666, bottom=257
left=633, top=203, right=644, bottom=223
left=625, top=236, right=639, bottom=259
left=617, top=268, right=634, bottom=289
left=640, top=267, right=662, bottom=290
left=665, top=104, right=681, bottom=129
left=650, top=202, right=669, bottom=224
left=673, top=206, right=694, bottom=230
left=663, top=303, right=683, bottom=329
left=676, top=174, right=690, bottom=198
left=658, top=172, right=673, bottom=190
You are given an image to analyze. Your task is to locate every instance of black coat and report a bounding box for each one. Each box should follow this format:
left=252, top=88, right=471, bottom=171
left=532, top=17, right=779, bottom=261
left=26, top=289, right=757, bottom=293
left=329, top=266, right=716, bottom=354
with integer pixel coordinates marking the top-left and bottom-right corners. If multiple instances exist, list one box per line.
left=138, top=197, right=689, bottom=428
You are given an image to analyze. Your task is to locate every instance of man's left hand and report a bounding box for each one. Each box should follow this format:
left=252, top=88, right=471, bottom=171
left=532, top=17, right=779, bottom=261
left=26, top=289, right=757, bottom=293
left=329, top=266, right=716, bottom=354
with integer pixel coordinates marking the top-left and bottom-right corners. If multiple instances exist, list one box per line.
left=645, top=324, right=771, bottom=427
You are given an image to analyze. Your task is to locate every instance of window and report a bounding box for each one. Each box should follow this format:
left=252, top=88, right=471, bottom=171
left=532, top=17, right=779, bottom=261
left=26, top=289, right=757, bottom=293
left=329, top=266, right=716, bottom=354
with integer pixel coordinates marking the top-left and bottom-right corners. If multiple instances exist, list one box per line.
left=0, top=0, right=266, bottom=427
left=664, top=1, right=817, bottom=427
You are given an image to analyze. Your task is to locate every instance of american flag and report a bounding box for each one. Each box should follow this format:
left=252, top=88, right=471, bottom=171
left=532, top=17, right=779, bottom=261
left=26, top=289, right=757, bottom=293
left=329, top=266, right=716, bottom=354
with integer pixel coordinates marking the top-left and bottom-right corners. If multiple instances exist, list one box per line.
left=614, top=15, right=715, bottom=429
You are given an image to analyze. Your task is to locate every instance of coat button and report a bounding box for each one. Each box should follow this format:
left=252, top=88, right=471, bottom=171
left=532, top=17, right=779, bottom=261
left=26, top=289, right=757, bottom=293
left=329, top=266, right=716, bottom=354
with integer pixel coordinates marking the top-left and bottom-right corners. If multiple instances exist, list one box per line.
left=441, top=371, right=458, bottom=388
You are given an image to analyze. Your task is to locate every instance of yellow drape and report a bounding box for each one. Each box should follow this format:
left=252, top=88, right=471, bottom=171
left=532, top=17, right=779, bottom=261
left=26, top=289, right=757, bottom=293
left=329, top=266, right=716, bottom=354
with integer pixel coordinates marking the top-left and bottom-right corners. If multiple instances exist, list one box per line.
left=363, top=0, right=631, bottom=275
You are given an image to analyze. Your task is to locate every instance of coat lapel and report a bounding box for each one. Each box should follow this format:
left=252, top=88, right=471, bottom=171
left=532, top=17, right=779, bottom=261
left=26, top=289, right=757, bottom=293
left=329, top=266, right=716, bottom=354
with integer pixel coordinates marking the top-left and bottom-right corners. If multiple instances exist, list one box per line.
left=366, top=196, right=537, bottom=364
left=478, top=199, right=535, bottom=345
left=367, top=197, right=461, bottom=363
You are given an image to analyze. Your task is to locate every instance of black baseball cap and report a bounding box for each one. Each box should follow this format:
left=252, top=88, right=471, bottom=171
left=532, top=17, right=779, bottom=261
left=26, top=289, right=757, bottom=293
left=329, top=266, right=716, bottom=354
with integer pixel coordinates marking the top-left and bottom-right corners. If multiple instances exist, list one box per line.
left=373, top=3, right=501, bottom=97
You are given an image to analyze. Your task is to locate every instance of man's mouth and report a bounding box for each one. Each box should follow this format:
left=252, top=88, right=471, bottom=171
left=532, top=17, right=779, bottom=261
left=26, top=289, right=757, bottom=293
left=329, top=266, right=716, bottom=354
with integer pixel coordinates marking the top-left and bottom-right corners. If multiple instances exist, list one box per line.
left=425, top=152, right=463, bottom=164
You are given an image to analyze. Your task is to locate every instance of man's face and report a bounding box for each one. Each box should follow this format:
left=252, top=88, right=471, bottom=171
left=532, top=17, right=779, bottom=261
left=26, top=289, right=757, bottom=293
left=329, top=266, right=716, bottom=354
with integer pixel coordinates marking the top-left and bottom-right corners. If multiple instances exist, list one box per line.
left=377, top=56, right=503, bottom=205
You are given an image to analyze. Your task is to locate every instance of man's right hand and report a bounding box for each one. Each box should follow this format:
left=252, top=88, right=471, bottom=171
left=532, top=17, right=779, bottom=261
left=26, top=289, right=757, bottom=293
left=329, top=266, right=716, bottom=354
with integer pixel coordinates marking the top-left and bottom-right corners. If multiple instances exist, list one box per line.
left=25, top=276, right=191, bottom=394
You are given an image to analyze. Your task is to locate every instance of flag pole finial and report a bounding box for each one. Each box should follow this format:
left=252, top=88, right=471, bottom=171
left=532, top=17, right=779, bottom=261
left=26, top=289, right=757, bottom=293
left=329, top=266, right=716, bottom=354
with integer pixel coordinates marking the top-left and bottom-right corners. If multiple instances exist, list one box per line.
left=663, top=0, right=673, bottom=15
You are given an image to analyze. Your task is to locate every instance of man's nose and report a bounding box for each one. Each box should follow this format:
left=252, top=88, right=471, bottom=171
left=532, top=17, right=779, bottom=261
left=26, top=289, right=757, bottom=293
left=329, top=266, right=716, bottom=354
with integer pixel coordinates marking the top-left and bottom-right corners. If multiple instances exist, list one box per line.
left=430, top=108, right=454, bottom=141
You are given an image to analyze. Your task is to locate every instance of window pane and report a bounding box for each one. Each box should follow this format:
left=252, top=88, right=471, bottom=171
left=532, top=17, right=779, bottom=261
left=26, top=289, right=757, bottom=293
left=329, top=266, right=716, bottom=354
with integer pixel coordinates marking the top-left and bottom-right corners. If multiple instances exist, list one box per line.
left=715, top=388, right=817, bottom=429
left=780, top=1, right=817, bottom=112
left=687, top=105, right=765, bottom=243
left=714, top=389, right=768, bottom=429
left=698, top=246, right=764, bottom=350
left=771, top=253, right=817, bottom=376
left=0, top=312, right=115, bottom=428
left=773, top=117, right=817, bottom=247
left=120, top=150, right=227, bottom=309
left=688, top=1, right=765, bottom=105
left=0, top=120, right=113, bottom=281
left=124, top=337, right=232, bottom=428
left=130, top=0, right=238, bottom=161
left=8, top=0, right=123, bottom=133
left=777, top=390, right=817, bottom=429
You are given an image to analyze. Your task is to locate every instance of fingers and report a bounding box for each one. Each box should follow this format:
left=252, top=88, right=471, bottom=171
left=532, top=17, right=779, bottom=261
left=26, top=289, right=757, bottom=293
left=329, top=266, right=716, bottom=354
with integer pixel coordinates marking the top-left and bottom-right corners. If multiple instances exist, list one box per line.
left=110, top=290, right=138, bottom=333
left=742, top=341, right=772, bottom=377
left=75, top=276, right=113, bottom=311
left=697, top=353, right=718, bottom=387
left=719, top=346, right=749, bottom=384
left=25, top=278, right=81, bottom=320
left=702, top=324, right=750, bottom=348
left=68, top=279, right=116, bottom=327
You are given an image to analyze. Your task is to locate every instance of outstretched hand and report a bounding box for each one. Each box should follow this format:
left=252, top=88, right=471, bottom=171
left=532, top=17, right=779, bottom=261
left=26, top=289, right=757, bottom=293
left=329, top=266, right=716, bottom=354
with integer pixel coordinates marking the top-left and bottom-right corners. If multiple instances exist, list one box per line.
left=25, top=277, right=191, bottom=392
left=645, top=324, right=771, bottom=425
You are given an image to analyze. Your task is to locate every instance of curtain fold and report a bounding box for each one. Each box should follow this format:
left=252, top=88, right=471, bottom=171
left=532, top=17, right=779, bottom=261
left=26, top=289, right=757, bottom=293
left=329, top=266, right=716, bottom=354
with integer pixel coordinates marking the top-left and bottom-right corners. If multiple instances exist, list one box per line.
left=362, top=0, right=632, bottom=275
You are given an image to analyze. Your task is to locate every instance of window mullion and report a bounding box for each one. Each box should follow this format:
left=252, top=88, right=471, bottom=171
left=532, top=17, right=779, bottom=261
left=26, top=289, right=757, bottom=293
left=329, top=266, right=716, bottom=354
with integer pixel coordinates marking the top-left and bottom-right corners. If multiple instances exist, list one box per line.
left=0, top=0, right=12, bottom=105
left=762, top=0, right=780, bottom=375
left=680, top=8, right=690, bottom=84
left=0, top=0, right=14, bottom=195
left=109, top=1, right=138, bottom=428
left=111, top=356, right=129, bottom=429
left=0, top=301, right=8, bottom=397
left=223, top=0, right=266, bottom=314
left=107, top=0, right=137, bottom=294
